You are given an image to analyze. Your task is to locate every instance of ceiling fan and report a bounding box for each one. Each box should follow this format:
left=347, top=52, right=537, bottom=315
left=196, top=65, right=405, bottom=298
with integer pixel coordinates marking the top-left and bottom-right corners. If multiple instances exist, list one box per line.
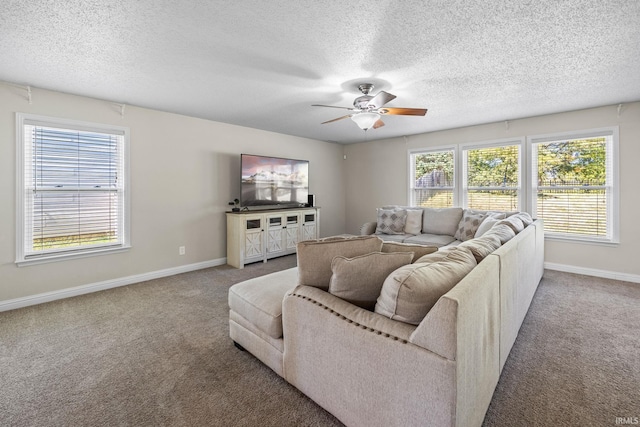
left=312, top=83, right=428, bottom=131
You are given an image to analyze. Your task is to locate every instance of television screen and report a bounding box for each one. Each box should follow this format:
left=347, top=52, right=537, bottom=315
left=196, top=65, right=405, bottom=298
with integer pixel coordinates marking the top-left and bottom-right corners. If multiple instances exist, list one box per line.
left=241, top=154, right=309, bottom=207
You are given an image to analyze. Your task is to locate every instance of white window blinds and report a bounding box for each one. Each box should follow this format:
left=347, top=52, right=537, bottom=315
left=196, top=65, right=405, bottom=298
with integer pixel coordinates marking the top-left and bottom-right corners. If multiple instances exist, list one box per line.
left=530, top=129, right=617, bottom=242
left=463, top=142, right=522, bottom=212
left=410, top=148, right=455, bottom=208
left=17, top=114, right=129, bottom=264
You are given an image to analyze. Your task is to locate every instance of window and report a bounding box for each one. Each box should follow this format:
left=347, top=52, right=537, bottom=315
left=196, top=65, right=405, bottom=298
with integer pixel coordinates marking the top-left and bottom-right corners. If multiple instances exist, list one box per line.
left=462, top=139, right=523, bottom=212
left=16, top=113, right=130, bottom=265
left=409, top=147, right=455, bottom=208
left=529, top=128, right=618, bottom=243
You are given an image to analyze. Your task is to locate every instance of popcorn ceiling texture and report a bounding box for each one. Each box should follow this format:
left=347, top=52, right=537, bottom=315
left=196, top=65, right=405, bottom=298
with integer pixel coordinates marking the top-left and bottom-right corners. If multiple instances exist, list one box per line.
left=1, top=0, right=638, bottom=143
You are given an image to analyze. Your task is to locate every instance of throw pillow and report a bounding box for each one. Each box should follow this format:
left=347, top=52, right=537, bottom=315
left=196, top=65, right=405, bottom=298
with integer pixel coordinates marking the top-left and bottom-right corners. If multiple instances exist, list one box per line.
left=381, top=241, right=438, bottom=262
left=375, top=247, right=477, bottom=325
left=474, top=212, right=507, bottom=237
left=458, top=234, right=502, bottom=263
left=454, top=210, right=488, bottom=241
left=297, top=236, right=383, bottom=290
left=404, top=209, right=423, bottom=235
left=329, top=252, right=414, bottom=311
left=375, top=208, right=408, bottom=235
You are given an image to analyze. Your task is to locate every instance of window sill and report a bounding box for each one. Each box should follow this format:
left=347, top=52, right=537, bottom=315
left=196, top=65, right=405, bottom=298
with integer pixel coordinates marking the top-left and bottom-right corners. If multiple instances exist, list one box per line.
left=544, top=234, right=619, bottom=247
left=16, top=245, right=131, bottom=267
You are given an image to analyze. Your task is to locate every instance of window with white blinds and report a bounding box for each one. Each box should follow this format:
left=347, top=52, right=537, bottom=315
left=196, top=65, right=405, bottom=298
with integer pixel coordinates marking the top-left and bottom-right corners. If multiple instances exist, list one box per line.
left=409, top=147, right=456, bottom=208
left=461, top=139, right=523, bottom=212
left=529, top=128, right=618, bottom=243
left=16, top=114, right=130, bottom=265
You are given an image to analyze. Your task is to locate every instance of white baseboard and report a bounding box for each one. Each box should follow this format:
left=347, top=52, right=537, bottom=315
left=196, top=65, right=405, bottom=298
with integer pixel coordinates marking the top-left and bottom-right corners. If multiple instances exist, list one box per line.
left=544, top=262, right=640, bottom=284
left=0, top=257, right=227, bottom=312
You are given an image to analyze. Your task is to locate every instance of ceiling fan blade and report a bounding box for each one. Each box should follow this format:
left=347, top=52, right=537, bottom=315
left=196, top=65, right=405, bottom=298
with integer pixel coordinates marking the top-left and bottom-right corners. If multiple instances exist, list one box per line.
left=379, top=107, right=428, bottom=116
left=321, top=114, right=352, bottom=124
left=367, top=91, right=396, bottom=108
left=373, top=119, right=385, bottom=129
left=312, top=104, right=357, bottom=111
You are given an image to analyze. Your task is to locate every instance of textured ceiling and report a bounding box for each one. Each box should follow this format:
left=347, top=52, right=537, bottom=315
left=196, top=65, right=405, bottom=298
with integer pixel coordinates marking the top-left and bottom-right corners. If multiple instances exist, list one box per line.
left=1, top=0, right=639, bottom=144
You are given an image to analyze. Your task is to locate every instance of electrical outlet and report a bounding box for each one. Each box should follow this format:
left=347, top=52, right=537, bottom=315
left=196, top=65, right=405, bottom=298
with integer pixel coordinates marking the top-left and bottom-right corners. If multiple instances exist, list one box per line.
left=179, top=246, right=186, bottom=255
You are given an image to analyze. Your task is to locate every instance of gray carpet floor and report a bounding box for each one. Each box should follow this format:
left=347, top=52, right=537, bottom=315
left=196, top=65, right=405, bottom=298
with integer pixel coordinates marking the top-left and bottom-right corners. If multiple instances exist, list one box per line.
left=1, top=257, right=639, bottom=426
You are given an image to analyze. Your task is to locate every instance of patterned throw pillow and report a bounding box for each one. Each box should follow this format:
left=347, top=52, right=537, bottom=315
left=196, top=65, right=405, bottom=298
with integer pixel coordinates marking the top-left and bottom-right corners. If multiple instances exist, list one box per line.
left=454, top=210, right=488, bottom=241
left=375, top=209, right=407, bottom=235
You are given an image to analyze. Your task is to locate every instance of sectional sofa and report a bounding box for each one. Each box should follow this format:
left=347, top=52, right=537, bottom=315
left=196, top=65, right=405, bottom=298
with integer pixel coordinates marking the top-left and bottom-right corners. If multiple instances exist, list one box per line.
left=228, top=207, right=544, bottom=427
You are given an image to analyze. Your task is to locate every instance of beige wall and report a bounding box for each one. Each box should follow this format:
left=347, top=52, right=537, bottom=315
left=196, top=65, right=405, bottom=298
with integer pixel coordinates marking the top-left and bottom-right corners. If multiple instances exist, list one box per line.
left=344, top=102, right=640, bottom=278
left=2, top=83, right=638, bottom=306
left=0, top=85, right=346, bottom=302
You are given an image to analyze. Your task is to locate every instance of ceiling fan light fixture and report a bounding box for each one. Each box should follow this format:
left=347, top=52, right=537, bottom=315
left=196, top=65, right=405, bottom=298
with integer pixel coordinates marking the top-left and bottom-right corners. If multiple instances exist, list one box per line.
left=351, top=112, right=380, bottom=130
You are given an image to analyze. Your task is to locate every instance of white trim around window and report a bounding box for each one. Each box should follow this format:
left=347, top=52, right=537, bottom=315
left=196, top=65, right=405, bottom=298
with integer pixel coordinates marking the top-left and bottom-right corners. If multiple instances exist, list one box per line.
left=527, top=127, right=619, bottom=245
left=16, top=113, right=131, bottom=266
left=459, top=137, right=526, bottom=212
left=408, top=129, right=618, bottom=245
left=408, top=145, right=458, bottom=207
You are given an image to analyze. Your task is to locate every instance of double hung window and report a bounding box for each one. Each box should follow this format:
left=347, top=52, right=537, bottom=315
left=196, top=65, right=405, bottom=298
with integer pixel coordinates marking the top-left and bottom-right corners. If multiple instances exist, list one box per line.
left=409, top=147, right=455, bottom=208
left=16, top=113, right=130, bottom=265
left=408, top=129, right=617, bottom=244
left=529, top=128, right=618, bottom=243
left=461, top=139, right=523, bottom=212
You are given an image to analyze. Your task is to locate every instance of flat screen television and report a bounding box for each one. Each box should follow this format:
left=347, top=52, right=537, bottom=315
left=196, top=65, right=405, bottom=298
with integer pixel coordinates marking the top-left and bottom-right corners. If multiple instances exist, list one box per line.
left=240, top=154, right=309, bottom=208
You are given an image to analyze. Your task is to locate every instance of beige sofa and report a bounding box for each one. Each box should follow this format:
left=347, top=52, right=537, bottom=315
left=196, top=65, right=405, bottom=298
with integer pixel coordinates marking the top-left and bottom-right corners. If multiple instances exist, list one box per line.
left=228, top=210, right=544, bottom=427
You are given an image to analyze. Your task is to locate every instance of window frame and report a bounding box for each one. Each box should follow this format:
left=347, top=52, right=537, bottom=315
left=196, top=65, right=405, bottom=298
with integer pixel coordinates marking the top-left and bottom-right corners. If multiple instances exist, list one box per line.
left=459, top=137, right=526, bottom=212
left=16, top=113, right=131, bottom=266
left=527, top=127, right=619, bottom=245
left=408, top=145, right=458, bottom=208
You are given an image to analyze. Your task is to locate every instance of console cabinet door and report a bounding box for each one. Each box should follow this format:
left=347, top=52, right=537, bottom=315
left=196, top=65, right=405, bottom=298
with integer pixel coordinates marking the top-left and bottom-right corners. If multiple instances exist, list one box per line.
left=266, top=214, right=285, bottom=258
left=285, top=214, right=300, bottom=251
left=301, top=211, right=317, bottom=241
left=243, top=216, right=264, bottom=262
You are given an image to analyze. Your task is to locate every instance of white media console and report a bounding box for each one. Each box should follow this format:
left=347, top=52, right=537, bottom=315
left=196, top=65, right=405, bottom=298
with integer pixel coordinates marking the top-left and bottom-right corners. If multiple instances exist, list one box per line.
left=226, top=207, right=320, bottom=268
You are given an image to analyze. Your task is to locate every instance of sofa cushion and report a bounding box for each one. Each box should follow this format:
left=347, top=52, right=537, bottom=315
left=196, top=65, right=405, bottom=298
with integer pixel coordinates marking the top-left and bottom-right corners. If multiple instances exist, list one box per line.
left=475, top=213, right=506, bottom=237
left=381, top=241, right=438, bottom=262
left=375, top=247, right=477, bottom=325
left=403, top=209, right=423, bottom=234
left=497, top=216, right=525, bottom=234
left=482, top=223, right=516, bottom=244
left=512, top=211, right=534, bottom=226
left=458, top=234, right=502, bottom=263
left=329, top=252, right=414, bottom=310
left=297, top=236, right=383, bottom=290
left=376, top=233, right=414, bottom=243
left=454, top=210, right=488, bottom=241
left=421, top=207, right=464, bottom=236
left=228, top=267, right=299, bottom=339
left=375, top=208, right=407, bottom=235
left=403, top=233, right=457, bottom=247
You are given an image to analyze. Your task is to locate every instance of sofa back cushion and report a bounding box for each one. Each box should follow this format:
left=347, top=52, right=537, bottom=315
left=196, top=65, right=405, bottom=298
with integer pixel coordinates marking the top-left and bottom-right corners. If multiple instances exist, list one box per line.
left=328, top=252, right=414, bottom=311
left=422, top=207, right=464, bottom=236
left=375, top=247, right=477, bottom=325
left=381, top=241, right=438, bottom=262
left=404, top=209, right=423, bottom=234
left=458, top=234, right=502, bottom=263
left=297, top=236, right=383, bottom=290
left=482, top=223, right=516, bottom=244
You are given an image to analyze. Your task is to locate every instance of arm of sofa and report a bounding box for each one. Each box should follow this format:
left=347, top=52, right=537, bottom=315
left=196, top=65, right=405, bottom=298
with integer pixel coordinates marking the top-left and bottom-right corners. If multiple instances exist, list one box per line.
left=409, top=254, right=501, bottom=427
left=282, top=285, right=458, bottom=427
left=360, top=221, right=377, bottom=235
